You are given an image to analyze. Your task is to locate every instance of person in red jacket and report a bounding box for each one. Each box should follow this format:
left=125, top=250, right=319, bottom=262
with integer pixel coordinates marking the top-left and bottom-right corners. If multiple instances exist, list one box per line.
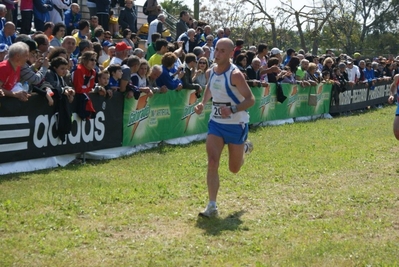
left=73, top=50, right=97, bottom=119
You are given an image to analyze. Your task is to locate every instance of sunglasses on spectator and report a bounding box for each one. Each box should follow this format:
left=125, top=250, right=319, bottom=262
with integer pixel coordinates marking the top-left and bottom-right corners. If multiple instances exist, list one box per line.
left=89, top=58, right=97, bottom=62
left=198, top=61, right=206, bottom=64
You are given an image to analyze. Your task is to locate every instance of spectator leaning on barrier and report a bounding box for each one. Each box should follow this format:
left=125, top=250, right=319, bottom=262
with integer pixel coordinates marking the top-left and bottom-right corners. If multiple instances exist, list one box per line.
left=130, top=59, right=153, bottom=96
left=304, top=62, right=320, bottom=86
left=120, top=55, right=139, bottom=97
left=346, top=59, right=360, bottom=83
left=246, top=57, right=261, bottom=80
left=358, top=60, right=366, bottom=83
left=296, top=59, right=309, bottom=81
left=156, top=52, right=184, bottom=90
left=0, top=42, right=30, bottom=101
left=73, top=50, right=97, bottom=120
left=147, top=64, right=167, bottom=93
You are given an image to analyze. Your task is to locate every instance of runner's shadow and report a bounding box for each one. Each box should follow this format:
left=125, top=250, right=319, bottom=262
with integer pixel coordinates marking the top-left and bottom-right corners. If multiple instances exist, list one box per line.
left=195, top=210, right=246, bottom=236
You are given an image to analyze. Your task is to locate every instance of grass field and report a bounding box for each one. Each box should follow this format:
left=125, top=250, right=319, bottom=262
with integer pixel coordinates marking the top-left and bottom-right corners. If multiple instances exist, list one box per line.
left=1, top=106, right=399, bottom=266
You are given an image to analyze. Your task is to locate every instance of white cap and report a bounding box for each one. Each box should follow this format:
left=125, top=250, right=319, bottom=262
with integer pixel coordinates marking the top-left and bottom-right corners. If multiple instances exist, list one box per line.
left=270, top=47, right=283, bottom=55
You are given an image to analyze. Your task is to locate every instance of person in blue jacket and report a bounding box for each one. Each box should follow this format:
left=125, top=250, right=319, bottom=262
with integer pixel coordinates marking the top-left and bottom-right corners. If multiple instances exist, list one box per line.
left=156, top=52, right=185, bottom=90
left=33, top=0, right=53, bottom=31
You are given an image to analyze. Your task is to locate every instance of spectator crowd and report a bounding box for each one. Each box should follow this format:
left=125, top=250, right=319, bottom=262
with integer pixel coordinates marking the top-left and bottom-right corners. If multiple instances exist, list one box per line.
left=0, top=1, right=396, bottom=141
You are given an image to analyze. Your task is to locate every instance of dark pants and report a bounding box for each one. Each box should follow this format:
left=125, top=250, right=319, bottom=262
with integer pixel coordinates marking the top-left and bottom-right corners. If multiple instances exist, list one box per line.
left=20, top=10, right=33, bottom=34
left=97, top=14, right=109, bottom=32
left=34, top=18, right=44, bottom=32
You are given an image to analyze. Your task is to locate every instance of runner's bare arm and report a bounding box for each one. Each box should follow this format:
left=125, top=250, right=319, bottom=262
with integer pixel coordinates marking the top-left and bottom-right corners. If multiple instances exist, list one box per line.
left=231, top=69, right=255, bottom=111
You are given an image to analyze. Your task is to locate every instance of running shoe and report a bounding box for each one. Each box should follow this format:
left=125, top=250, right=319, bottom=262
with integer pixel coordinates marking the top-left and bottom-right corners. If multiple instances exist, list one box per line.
left=244, top=140, right=253, bottom=155
left=198, top=204, right=218, bottom=218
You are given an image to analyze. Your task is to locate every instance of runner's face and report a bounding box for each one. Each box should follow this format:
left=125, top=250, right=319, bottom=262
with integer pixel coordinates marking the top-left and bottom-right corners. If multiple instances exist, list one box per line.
left=214, top=40, right=232, bottom=65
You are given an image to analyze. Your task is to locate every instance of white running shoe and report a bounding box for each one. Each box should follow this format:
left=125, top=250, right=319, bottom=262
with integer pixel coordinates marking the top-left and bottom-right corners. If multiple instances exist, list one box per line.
left=198, top=204, right=218, bottom=218
left=244, top=140, right=253, bottom=155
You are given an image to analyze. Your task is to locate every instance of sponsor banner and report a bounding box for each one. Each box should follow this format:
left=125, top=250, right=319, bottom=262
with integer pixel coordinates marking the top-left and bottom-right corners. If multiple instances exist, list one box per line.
left=122, top=90, right=211, bottom=146
left=248, top=83, right=332, bottom=124
left=0, top=93, right=124, bottom=164
left=329, top=80, right=390, bottom=113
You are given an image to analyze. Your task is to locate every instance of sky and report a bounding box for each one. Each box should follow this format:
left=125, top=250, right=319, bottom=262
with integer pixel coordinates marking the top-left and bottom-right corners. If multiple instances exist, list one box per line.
left=134, top=0, right=314, bottom=13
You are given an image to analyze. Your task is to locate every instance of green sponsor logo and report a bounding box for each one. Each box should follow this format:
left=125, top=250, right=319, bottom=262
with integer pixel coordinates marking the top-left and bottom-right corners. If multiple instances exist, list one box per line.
left=287, top=94, right=298, bottom=106
left=127, top=106, right=150, bottom=127
left=259, top=95, right=271, bottom=109
left=181, top=99, right=201, bottom=120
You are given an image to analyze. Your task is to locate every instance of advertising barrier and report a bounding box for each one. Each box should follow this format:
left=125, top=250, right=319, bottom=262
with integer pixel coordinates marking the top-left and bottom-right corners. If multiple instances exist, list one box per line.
left=0, top=81, right=391, bottom=170
left=0, top=92, right=124, bottom=164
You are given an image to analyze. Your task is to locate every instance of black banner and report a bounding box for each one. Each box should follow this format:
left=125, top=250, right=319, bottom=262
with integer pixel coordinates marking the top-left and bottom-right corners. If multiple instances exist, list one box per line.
left=0, top=92, right=124, bottom=164
left=329, top=80, right=391, bottom=113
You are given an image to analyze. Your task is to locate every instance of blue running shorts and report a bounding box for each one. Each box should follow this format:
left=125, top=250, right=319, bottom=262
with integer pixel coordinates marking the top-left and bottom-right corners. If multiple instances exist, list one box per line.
left=396, top=103, right=399, bottom=116
left=208, top=119, right=248, bottom=145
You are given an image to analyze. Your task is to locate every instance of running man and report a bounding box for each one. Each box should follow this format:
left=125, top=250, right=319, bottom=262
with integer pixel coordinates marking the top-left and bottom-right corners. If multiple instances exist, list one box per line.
left=194, top=38, right=255, bottom=218
left=388, top=74, right=399, bottom=140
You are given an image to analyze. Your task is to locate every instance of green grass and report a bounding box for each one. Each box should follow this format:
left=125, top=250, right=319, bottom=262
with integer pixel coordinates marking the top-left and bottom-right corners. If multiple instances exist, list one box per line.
left=1, top=106, right=399, bottom=266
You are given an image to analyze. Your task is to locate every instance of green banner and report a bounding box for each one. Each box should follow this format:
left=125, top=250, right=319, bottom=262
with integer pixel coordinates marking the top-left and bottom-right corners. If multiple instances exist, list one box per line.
left=248, top=83, right=332, bottom=124
left=123, top=90, right=211, bottom=146
left=122, top=84, right=332, bottom=146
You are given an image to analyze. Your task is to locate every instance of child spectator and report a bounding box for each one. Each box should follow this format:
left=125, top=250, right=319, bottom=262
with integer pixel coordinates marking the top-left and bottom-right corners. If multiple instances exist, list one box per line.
left=94, top=69, right=113, bottom=97
left=65, top=3, right=81, bottom=35
left=43, top=56, right=75, bottom=141
left=107, top=64, right=123, bottom=90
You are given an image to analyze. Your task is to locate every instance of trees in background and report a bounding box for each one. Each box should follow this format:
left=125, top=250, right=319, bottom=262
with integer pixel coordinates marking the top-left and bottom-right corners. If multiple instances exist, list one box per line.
left=182, top=0, right=399, bottom=56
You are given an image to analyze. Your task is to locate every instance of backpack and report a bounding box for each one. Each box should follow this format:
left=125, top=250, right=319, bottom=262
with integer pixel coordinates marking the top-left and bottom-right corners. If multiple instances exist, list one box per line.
left=143, top=0, right=149, bottom=15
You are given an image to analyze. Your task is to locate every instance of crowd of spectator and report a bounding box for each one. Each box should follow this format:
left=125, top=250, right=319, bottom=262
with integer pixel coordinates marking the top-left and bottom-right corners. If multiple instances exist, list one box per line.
left=0, top=1, right=396, bottom=140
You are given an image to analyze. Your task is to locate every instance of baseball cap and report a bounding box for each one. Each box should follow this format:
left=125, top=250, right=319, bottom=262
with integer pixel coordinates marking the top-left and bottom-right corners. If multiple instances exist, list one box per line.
left=102, top=40, right=113, bottom=47
left=338, top=62, right=346, bottom=68
left=0, top=43, right=8, bottom=52
left=354, top=52, right=361, bottom=57
left=115, top=42, right=132, bottom=52
left=270, top=47, right=283, bottom=55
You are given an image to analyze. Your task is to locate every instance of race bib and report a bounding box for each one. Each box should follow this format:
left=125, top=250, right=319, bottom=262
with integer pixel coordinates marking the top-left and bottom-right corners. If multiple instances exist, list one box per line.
left=212, top=101, right=231, bottom=119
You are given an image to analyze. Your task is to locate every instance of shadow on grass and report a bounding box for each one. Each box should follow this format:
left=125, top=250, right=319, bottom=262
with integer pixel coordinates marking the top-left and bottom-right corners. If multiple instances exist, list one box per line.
left=195, top=210, right=246, bottom=235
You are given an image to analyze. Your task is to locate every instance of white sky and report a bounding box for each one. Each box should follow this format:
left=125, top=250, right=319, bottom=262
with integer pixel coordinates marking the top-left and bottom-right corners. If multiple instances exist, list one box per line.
left=134, top=0, right=314, bottom=13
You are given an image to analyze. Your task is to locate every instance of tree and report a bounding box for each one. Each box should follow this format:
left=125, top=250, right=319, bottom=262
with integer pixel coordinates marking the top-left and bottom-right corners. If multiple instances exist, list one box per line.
left=277, top=2, right=336, bottom=54
left=160, top=0, right=192, bottom=18
left=322, top=0, right=399, bottom=55
left=199, top=0, right=258, bottom=43
left=240, top=0, right=279, bottom=47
